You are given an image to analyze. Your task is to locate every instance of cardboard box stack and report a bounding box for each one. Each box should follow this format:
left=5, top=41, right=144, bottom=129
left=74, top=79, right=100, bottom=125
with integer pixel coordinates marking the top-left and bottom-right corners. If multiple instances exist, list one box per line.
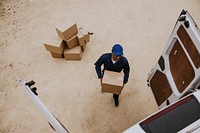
left=102, top=70, right=124, bottom=95
left=44, top=22, right=90, bottom=60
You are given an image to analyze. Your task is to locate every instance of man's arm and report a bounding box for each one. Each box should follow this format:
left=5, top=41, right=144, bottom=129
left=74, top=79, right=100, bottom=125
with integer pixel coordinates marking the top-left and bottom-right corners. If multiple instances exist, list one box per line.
left=94, top=54, right=105, bottom=79
left=123, top=60, right=130, bottom=84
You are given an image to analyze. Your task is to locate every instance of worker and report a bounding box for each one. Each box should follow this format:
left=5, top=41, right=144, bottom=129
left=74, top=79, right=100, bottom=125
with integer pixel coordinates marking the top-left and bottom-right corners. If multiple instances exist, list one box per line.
left=94, top=44, right=130, bottom=107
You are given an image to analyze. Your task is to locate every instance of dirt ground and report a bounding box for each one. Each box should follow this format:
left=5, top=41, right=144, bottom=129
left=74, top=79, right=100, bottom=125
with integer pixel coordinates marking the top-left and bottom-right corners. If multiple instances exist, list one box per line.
left=0, top=0, right=200, bottom=133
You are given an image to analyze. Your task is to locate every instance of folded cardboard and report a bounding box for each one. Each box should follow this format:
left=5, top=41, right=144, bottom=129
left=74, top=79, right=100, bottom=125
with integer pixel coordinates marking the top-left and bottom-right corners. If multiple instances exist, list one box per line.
left=44, top=37, right=66, bottom=54
left=80, top=28, right=90, bottom=43
left=56, top=22, right=78, bottom=41
left=102, top=70, right=124, bottom=95
left=66, top=35, right=79, bottom=49
left=50, top=51, right=63, bottom=58
left=77, top=28, right=90, bottom=46
left=63, top=46, right=82, bottom=60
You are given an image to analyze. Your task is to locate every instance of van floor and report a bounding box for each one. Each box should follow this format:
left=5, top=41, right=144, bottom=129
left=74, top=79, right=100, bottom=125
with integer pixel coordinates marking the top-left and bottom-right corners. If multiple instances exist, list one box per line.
left=0, top=0, right=200, bottom=132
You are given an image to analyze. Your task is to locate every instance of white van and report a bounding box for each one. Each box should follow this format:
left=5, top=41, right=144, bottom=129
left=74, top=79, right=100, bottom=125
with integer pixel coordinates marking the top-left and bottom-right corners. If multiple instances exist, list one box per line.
left=123, top=9, right=200, bottom=133
left=123, top=90, right=200, bottom=133
left=147, top=10, right=200, bottom=109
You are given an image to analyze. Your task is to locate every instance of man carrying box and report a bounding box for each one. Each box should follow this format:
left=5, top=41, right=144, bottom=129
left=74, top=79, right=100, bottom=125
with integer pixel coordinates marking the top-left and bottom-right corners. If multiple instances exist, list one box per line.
left=94, top=44, right=130, bottom=107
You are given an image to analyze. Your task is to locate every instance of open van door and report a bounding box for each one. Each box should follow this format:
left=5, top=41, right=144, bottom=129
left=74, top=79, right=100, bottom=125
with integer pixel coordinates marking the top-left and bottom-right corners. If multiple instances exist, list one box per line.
left=147, top=10, right=200, bottom=109
left=18, top=79, right=69, bottom=133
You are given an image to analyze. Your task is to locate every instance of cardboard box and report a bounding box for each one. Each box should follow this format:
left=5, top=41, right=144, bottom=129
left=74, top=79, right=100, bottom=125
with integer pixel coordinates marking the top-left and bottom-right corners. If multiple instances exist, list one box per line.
left=66, top=35, right=79, bottom=49
left=50, top=51, right=63, bottom=58
left=55, top=22, right=78, bottom=41
left=44, top=37, right=66, bottom=54
left=63, top=46, right=82, bottom=60
left=102, top=70, right=124, bottom=95
left=77, top=28, right=90, bottom=46
left=80, top=28, right=90, bottom=44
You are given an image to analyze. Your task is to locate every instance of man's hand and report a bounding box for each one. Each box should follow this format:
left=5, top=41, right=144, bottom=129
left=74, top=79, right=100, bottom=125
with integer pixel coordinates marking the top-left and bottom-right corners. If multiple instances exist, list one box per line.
left=123, top=82, right=126, bottom=88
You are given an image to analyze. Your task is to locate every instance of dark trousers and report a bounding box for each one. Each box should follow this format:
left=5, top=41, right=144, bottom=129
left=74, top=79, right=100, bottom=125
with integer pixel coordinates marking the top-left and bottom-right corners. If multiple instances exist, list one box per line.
left=113, top=94, right=119, bottom=102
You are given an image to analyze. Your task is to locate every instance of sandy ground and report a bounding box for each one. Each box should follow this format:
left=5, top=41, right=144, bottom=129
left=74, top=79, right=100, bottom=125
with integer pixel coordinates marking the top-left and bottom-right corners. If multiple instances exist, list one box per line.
left=0, top=0, right=200, bottom=133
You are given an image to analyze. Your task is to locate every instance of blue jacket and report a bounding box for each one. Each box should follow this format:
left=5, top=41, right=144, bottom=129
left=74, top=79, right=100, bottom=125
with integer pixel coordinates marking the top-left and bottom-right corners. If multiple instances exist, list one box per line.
left=95, top=53, right=130, bottom=83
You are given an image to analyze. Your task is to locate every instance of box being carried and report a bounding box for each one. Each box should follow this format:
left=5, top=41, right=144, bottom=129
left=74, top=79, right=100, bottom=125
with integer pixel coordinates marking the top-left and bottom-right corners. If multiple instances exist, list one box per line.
left=102, top=70, right=124, bottom=95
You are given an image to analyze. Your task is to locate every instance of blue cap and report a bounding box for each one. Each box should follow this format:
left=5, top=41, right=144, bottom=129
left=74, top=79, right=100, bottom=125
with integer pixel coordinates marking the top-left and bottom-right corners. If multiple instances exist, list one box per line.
left=112, top=44, right=123, bottom=56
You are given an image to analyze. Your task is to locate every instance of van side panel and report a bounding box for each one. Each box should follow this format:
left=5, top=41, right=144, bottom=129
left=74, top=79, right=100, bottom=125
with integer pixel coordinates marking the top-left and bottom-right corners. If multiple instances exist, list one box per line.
left=169, top=40, right=195, bottom=93
left=177, top=25, right=200, bottom=69
left=150, top=70, right=172, bottom=106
